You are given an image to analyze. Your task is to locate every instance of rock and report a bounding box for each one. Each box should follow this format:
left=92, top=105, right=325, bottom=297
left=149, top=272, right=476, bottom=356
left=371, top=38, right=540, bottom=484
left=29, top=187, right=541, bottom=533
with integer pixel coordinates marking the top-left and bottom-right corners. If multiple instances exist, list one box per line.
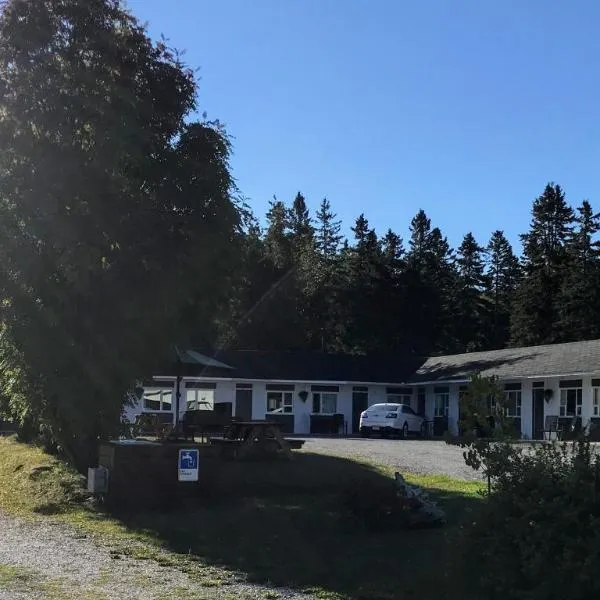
left=394, top=472, right=446, bottom=527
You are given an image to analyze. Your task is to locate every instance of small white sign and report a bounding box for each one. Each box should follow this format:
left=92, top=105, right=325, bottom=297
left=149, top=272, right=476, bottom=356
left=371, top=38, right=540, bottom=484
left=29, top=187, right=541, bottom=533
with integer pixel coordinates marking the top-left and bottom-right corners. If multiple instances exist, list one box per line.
left=178, top=448, right=199, bottom=482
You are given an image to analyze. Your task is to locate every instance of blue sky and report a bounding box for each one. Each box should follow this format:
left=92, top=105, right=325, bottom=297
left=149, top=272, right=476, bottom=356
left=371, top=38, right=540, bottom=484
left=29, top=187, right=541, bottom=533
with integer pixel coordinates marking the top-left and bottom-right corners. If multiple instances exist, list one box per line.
left=127, top=0, right=600, bottom=253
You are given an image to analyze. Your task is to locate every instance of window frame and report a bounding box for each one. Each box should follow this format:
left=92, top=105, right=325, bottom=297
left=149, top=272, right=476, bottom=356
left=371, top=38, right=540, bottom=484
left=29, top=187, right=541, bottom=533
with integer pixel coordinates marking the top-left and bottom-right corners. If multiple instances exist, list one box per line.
left=594, top=387, right=600, bottom=417
left=312, top=392, right=338, bottom=414
left=434, top=393, right=449, bottom=418
left=143, top=387, right=173, bottom=412
left=504, top=389, right=522, bottom=418
left=266, top=390, right=294, bottom=414
left=186, top=388, right=215, bottom=411
left=559, top=387, right=582, bottom=417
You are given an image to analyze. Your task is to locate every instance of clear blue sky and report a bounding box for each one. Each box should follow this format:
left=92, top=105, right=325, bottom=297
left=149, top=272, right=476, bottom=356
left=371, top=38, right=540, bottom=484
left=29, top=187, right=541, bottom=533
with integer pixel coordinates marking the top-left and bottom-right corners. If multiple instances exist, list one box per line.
left=127, top=0, right=600, bottom=253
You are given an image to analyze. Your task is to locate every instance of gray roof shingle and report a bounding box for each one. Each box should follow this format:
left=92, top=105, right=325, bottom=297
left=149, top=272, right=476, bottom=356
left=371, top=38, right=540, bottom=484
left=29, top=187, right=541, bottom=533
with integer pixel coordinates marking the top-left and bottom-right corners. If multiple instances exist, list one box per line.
left=408, top=339, right=600, bottom=383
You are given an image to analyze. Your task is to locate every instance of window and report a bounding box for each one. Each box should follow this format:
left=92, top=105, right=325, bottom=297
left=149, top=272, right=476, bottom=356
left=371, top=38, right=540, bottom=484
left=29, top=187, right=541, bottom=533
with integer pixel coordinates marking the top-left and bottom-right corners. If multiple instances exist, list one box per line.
left=504, top=390, right=522, bottom=417
left=186, top=388, right=215, bottom=411
left=594, top=388, right=600, bottom=417
left=312, top=385, right=339, bottom=414
left=267, top=391, right=293, bottom=414
left=143, top=388, right=172, bottom=412
left=403, top=405, right=416, bottom=416
left=312, top=393, right=338, bottom=413
left=387, top=387, right=412, bottom=406
left=434, top=386, right=449, bottom=417
left=434, top=394, right=449, bottom=417
left=560, top=388, right=582, bottom=416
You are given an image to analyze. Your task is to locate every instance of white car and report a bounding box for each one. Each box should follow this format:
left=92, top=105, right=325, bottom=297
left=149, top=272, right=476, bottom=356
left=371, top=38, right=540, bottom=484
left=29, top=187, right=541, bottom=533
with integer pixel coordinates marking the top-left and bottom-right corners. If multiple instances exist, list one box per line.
left=359, top=403, right=425, bottom=438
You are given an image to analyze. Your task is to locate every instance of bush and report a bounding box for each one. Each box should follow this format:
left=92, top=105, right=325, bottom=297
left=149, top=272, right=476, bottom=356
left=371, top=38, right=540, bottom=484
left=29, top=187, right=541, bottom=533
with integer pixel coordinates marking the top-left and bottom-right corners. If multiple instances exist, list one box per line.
left=460, top=440, right=600, bottom=600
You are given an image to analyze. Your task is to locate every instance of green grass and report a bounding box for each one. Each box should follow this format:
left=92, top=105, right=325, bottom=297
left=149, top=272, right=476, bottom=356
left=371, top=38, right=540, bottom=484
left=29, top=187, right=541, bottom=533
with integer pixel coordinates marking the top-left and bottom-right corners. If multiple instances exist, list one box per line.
left=0, top=436, right=484, bottom=600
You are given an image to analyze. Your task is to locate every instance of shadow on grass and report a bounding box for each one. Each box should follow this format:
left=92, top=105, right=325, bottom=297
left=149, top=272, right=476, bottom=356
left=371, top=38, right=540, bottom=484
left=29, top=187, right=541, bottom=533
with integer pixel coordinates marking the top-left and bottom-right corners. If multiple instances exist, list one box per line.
left=109, top=452, right=482, bottom=600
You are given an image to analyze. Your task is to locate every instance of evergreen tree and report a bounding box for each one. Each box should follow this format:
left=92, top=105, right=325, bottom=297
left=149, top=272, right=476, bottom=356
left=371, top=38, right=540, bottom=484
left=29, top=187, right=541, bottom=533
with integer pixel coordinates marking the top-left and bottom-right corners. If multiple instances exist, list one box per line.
left=403, top=212, right=457, bottom=354
left=264, top=198, right=292, bottom=270
left=427, top=228, right=460, bottom=352
left=382, top=229, right=405, bottom=271
left=339, top=215, right=389, bottom=353
left=311, top=198, right=344, bottom=351
left=485, top=231, right=521, bottom=349
left=455, top=232, right=488, bottom=351
left=289, top=192, right=314, bottom=242
left=315, top=198, right=342, bottom=258
left=511, top=183, right=574, bottom=346
left=557, top=200, right=600, bottom=340
left=407, top=209, right=432, bottom=269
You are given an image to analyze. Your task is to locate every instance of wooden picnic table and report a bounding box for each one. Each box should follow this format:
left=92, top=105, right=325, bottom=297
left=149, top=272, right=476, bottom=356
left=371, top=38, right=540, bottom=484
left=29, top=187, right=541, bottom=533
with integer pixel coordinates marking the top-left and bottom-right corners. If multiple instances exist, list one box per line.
left=211, top=420, right=296, bottom=459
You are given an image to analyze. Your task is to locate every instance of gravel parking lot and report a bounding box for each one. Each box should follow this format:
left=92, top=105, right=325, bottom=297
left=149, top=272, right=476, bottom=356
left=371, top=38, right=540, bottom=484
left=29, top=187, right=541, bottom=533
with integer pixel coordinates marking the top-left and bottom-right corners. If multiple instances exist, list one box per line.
left=302, top=437, right=482, bottom=481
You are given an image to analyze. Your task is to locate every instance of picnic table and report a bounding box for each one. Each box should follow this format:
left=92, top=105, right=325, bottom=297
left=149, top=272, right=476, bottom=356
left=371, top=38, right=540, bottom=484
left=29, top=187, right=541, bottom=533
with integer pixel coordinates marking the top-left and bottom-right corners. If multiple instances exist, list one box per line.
left=210, top=420, right=303, bottom=459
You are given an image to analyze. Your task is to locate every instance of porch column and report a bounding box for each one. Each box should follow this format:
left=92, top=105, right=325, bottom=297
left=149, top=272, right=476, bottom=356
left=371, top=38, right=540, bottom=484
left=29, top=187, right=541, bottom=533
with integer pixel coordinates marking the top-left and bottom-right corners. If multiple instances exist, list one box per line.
left=521, top=380, right=533, bottom=440
left=581, top=376, right=593, bottom=431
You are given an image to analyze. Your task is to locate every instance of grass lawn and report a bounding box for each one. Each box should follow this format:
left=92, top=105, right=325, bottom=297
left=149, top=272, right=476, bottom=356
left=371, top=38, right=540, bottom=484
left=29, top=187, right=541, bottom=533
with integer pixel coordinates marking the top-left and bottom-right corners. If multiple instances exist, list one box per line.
left=0, top=436, right=484, bottom=600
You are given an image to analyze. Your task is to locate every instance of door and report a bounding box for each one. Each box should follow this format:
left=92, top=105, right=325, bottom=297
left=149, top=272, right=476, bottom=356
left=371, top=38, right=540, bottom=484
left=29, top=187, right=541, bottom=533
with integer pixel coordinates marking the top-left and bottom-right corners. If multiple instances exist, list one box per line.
left=417, top=387, right=426, bottom=416
left=532, top=387, right=545, bottom=440
left=235, top=384, right=253, bottom=421
left=352, top=388, right=369, bottom=433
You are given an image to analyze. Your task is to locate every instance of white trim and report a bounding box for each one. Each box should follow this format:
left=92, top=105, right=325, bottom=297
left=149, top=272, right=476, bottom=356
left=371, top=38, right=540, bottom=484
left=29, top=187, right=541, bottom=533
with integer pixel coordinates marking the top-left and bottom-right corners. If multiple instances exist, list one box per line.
left=152, top=376, right=409, bottom=387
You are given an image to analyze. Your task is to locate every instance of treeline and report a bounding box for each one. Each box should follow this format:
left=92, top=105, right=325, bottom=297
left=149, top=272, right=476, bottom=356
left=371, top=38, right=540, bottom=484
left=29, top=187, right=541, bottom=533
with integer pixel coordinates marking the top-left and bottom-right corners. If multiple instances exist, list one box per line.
left=220, top=183, right=600, bottom=356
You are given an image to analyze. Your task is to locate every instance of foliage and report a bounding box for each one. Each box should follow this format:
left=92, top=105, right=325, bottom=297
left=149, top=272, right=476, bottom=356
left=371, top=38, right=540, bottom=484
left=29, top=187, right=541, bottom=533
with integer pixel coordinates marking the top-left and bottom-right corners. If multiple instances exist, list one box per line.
left=453, top=373, right=521, bottom=483
left=0, top=0, right=240, bottom=469
left=461, top=439, right=600, bottom=600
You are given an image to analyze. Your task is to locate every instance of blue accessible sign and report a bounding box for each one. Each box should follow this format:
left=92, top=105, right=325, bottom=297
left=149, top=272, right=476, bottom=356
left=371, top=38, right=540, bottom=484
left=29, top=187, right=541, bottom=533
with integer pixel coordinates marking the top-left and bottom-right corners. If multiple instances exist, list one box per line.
left=178, top=448, right=199, bottom=482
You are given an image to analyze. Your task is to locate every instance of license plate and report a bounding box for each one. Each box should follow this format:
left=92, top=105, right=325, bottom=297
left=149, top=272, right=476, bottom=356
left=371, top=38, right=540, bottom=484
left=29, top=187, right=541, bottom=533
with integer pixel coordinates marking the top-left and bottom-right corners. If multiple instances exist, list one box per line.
left=372, top=426, right=380, bottom=431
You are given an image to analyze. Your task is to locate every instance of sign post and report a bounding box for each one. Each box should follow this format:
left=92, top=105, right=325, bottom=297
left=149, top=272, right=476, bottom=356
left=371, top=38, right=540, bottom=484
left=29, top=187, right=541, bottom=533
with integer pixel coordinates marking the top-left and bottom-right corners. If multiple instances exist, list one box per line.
left=178, top=448, right=199, bottom=482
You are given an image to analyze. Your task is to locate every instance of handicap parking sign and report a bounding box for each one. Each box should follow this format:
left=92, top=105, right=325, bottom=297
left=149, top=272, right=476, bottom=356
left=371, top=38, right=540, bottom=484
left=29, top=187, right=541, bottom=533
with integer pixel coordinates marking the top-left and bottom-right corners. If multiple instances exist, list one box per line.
left=178, top=448, right=199, bottom=482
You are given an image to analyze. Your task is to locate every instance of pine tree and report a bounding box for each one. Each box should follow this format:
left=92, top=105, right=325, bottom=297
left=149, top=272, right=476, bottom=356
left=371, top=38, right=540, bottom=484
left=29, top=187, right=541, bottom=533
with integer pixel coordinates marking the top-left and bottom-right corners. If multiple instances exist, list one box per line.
left=382, top=229, right=405, bottom=270
left=511, top=183, right=574, bottom=346
left=557, top=200, right=600, bottom=340
left=427, top=228, right=460, bottom=352
left=455, top=232, right=488, bottom=351
left=315, top=198, right=342, bottom=258
left=264, top=198, right=292, bottom=270
left=339, top=215, right=388, bottom=353
left=403, top=212, right=458, bottom=354
left=407, top=209, right=432, bottom=270
left=485, top=230, right=521, bottom=349
left=311, top=198, right=344, bottom=350
left=289, top=192, right=314, bottom=242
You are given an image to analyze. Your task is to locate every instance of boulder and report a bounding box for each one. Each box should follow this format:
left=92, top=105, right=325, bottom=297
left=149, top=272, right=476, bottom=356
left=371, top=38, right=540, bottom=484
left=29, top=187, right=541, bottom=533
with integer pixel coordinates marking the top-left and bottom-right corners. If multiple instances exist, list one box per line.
left=395, top=472, right=446, bottom=527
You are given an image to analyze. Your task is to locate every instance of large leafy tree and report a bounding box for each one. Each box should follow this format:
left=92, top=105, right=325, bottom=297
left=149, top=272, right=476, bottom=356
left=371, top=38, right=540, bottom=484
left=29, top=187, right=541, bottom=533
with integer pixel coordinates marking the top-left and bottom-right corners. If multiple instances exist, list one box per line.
left=0, top=0, right=240, bottom=467
left=511, top=183, right=574, bottom=346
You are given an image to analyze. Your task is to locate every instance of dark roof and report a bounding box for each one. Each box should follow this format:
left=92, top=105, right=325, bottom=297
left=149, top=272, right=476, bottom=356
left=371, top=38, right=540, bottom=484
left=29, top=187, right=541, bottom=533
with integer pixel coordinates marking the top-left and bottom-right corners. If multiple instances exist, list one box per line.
left=408, top=339, right=600, bottom=383
left=165, top=349, right=424, bottom=385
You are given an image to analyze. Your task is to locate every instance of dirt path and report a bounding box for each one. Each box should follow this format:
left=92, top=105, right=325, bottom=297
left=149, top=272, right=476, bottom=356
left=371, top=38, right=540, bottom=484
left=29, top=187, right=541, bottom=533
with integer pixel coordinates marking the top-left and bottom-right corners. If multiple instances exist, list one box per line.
left=0, top=513, right=310, bottom=600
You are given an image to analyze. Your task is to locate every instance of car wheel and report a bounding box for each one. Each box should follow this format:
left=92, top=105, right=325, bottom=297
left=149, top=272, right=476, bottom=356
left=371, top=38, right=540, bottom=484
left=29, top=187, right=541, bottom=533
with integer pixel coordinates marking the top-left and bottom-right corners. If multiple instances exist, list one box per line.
left=402, top=422, right=409, bottom=439
left=360, top=428, right=370, bottom=438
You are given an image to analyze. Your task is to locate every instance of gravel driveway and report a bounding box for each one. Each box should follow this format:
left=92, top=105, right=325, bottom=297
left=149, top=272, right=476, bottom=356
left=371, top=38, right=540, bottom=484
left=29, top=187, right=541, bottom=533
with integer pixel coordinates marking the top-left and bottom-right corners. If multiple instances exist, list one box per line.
left=0, top=513, right=311, bottom=600
left=302, top=438, right=481, bottom=481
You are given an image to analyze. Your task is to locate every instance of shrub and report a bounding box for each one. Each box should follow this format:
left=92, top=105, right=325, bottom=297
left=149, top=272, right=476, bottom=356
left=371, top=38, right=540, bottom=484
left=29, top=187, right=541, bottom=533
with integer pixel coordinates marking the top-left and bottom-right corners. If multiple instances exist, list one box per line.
left=460, top=440, right=600, bottom=600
